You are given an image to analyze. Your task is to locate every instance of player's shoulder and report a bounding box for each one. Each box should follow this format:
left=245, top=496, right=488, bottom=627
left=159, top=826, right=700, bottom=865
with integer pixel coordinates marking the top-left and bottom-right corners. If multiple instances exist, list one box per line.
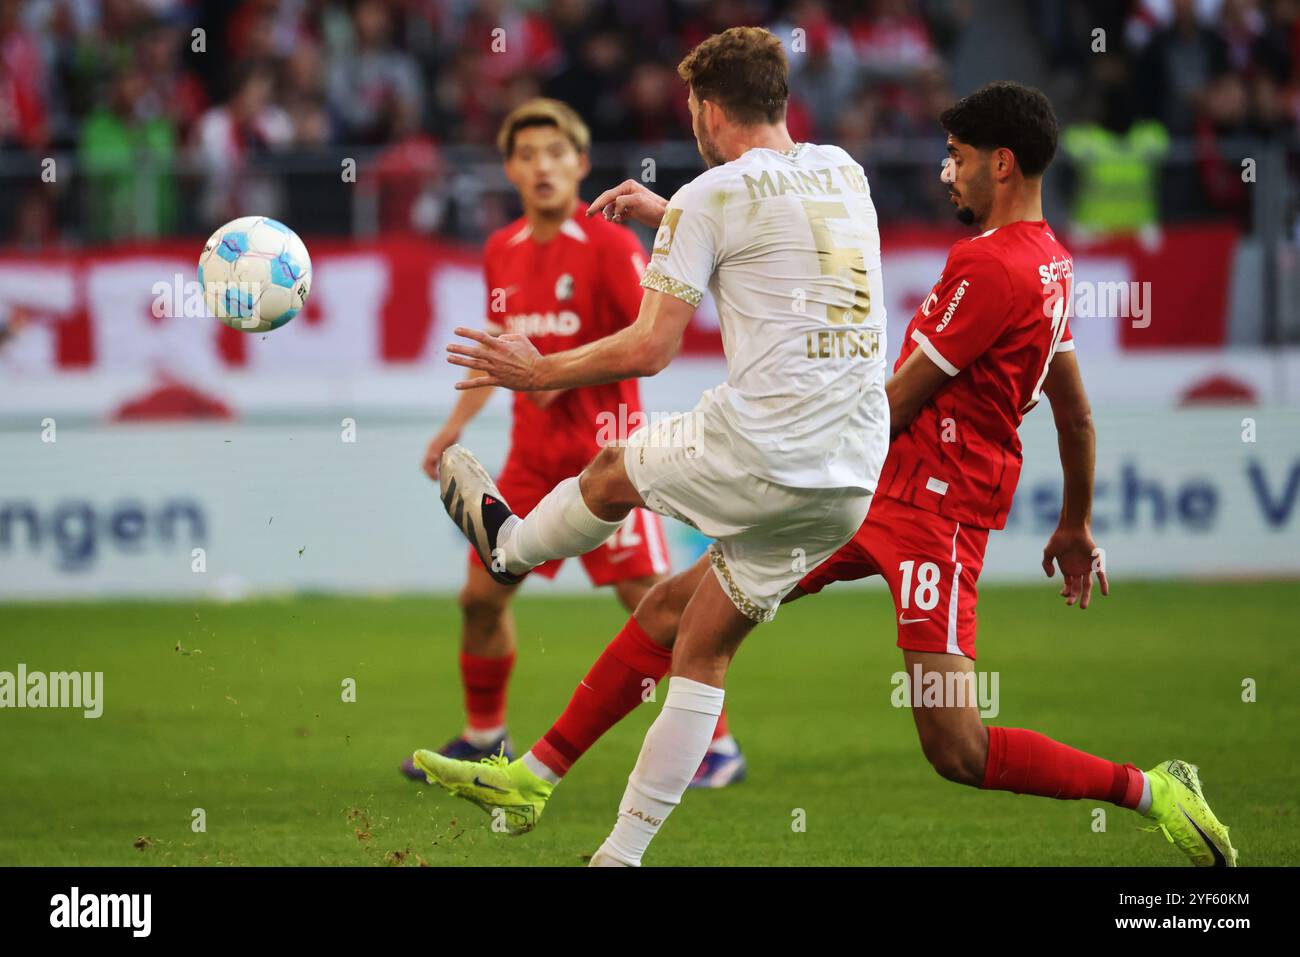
left=485, top=216, right=530, bottom=259
left=975, top=220, right=1072, bottom=280
left=1038, top=221, right=1073, bottom=262
left=945, top=229, right=1011, bottom=278
left=668, top=162, right=736, bottom=212
left=799, top=141, right=859, bottom=168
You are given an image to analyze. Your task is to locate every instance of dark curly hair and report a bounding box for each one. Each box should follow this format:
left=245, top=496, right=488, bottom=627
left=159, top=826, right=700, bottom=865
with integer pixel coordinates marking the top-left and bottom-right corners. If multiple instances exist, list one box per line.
left=939, top=81, right=1059, bottom=178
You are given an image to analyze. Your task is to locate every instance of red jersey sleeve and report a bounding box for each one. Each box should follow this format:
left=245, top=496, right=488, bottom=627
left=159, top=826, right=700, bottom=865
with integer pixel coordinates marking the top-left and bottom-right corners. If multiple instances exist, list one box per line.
left=909, top=243, right=1014, bottom=376
left=600, top=227, right=649, bottom=331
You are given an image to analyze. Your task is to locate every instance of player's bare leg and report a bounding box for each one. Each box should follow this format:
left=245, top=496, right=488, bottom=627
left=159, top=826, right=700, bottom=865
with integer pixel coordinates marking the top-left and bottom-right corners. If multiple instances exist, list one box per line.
left=590, top=571, right=754, bottom=866
left=903, top=649, right=1237, bottom=865
left=521, top=553, right=741, bottom=788
left=460, top=562, right=521, bottom=658
left=616, top=560, right=744, bottom=786
left=631, top=556, right=710, bottom=644
left=902, top=650, right=988, bottom=786
left=611, top=574, right=659, bottom=614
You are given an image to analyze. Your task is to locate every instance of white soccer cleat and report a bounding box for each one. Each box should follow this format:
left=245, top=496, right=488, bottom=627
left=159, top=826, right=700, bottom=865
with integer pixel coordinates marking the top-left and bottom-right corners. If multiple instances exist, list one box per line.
left=438, top=445, right=524, bottom=585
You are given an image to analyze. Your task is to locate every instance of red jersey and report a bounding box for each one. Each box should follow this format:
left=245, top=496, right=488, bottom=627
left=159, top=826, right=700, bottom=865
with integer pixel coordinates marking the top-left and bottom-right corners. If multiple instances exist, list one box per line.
left=877, top=219, right=1075, bottom=530
left=482, top=210, right=648, bottom=471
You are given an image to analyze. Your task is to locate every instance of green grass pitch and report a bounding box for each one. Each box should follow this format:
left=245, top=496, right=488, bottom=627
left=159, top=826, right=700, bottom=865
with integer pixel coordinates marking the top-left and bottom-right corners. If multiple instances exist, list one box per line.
left=1, top=581, right=1296, bottom=866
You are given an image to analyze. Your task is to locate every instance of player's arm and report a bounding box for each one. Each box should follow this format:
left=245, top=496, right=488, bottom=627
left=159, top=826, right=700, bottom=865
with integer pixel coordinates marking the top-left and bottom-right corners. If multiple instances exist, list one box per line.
left=451, top=182, right=716, bottom=391
left=447, top=289, right=692, bottom=390
left=1039, top=348, right=1109, bottom=609
left=886, top=349, right=952, bottom=439
left=888, top=250, right=1013, bottom=438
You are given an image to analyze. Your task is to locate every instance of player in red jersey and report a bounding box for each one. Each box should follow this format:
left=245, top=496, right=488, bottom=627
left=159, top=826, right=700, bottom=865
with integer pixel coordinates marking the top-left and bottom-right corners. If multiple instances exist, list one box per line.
left=412, top=83, right=1236, bottom=867
left=401, top=99, right=744, bottom=787
left=788, top=82, right=1230, bottom=866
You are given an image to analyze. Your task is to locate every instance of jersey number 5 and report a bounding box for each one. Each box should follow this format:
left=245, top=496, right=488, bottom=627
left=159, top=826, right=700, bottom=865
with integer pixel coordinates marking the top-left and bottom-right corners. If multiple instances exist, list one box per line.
left=800, top=199, right=871, bottom=326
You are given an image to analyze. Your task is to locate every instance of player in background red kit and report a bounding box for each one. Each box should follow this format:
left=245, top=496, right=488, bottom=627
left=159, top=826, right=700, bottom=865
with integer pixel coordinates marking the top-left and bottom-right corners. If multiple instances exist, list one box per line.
left=401, top=99, right=744, bottom=788
left=413, top=83, right=1236, bottom=868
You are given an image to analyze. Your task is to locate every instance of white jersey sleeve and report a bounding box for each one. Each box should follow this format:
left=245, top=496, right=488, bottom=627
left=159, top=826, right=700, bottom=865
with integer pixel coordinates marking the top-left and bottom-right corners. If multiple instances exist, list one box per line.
left=641, top=180, right=724, bottom=308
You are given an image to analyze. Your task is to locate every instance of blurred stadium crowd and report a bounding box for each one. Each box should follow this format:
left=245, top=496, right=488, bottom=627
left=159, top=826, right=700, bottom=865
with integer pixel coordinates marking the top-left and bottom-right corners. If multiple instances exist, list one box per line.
left=0, top=0, right=1296, bottom=244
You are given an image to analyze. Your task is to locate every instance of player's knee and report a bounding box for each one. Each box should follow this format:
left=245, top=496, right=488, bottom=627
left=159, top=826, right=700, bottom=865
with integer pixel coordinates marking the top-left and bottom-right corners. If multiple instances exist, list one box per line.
left=918, top=725, right=987, bottom=787
left=615, top=575, right=660, bottom=616
left=633, top=578, right=682, bottom=647
left=580, top=446, right=636, bottom=516
left=458, top=580, right=509, bottom=624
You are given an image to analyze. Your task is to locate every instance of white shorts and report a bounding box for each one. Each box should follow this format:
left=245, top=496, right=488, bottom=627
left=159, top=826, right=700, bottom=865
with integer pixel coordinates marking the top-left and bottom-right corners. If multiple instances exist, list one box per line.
left=623, top=401, right=872, bottom=623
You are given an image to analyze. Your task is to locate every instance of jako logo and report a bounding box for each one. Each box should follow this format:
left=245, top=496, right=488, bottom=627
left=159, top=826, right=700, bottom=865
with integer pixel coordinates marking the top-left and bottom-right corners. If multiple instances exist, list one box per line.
left=50, top=887, right=151, bottom=937
left=0, top=499, right=205, bottom=571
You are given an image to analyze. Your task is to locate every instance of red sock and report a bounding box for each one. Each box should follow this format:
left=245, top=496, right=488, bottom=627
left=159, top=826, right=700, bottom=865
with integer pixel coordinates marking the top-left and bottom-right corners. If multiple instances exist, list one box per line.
left=460, top=651, right=515, bottom=731
left=712, top=706, right=730, bottom=742
left=982, top=726, right=1145, bottom=808
left=530, top=617, right=672, bottom=778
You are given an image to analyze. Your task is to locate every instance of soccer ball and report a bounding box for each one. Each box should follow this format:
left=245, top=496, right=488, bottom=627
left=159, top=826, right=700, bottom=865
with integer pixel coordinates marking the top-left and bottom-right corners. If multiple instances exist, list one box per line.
left=198, top=216, right=312, bottom=333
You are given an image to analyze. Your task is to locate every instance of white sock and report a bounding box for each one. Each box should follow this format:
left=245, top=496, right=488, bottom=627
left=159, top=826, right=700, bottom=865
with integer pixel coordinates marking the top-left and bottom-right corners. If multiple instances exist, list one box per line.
left=521, top=750, right=560, bottom=785
left=462, top=725, right=505, bottom=749
left=594, top=676, right=724, bottom=867
left=500, top=477, right=623, bottom=576
left=1136, top=772, right=1153, bottom=816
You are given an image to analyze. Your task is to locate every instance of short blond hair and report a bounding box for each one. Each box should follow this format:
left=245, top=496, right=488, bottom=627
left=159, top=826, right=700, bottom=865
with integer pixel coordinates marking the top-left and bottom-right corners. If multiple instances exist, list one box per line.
left=496, top=98, right=591, bottom=157
left=678, top=27, right=788, bottom=125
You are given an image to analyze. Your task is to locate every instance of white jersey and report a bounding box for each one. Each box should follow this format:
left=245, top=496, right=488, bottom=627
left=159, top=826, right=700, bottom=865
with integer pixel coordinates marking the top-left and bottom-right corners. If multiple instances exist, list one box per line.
left=642, top=142, right=889, bottom=492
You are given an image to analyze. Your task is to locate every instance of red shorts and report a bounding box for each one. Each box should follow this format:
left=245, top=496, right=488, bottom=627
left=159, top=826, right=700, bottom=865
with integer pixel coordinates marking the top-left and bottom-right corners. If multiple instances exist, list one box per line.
left=797, top=495, right=990, bottom=659
left=467, top=454, right=671, bottom=586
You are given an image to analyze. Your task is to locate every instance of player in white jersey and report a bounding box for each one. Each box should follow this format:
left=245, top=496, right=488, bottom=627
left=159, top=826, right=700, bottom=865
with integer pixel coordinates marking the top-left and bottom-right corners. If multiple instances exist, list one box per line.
left=412, top=26, right=889, bottom=865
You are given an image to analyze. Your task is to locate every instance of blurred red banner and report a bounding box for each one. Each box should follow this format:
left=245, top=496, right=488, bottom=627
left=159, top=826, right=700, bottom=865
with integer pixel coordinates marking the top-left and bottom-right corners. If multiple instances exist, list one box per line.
left=0, top=225, right=1238, bottom=373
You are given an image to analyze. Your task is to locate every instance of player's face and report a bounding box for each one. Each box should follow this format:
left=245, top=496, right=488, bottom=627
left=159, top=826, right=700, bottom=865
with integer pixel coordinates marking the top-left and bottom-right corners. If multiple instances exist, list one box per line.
left=505, top=125, right=589, bottom=217
left=943, top=135, right=992, bottom=228
left=688, top=89, right=726, bottom=168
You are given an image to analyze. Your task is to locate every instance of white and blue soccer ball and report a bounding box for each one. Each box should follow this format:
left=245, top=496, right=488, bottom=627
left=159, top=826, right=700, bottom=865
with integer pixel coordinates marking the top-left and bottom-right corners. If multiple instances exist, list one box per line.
left=198, top=216, right=312, bottom=333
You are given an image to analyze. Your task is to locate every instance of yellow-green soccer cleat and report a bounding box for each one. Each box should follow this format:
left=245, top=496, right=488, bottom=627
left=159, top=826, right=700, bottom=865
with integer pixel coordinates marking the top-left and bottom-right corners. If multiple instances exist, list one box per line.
left=1143, top=759, right=1238, bottom=867
left=411, top=747, right=553, bottom=835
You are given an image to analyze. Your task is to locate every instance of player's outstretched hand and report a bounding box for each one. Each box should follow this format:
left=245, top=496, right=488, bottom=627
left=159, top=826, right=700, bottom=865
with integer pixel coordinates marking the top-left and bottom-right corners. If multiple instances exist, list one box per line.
left=447, top=327, right=544, bottom=391
left=1041, top=524, right=1109, bottom=610
left=587, top=180, right=669, bottom=228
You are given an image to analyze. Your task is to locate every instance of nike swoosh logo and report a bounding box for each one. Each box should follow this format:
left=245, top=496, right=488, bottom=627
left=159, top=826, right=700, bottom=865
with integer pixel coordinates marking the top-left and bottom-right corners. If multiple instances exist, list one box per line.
left=606, top=551, right=638, bottom=564
left=898, top=615, right=929, bottom=625
left=473, top=776, right=509, bottom=794
left=1179, top=805, right=1227, bottom=866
